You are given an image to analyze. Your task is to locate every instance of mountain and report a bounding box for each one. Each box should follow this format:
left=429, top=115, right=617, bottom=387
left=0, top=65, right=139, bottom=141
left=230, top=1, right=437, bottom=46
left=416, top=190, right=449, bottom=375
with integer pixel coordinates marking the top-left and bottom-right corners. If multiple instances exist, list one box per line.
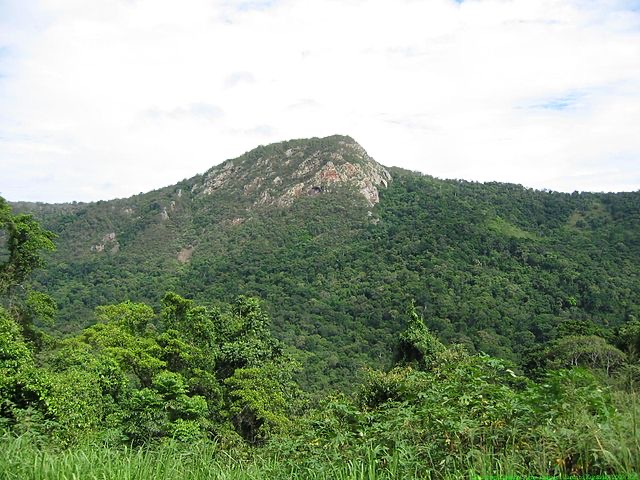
left=12, top=135, right=640, bottom=390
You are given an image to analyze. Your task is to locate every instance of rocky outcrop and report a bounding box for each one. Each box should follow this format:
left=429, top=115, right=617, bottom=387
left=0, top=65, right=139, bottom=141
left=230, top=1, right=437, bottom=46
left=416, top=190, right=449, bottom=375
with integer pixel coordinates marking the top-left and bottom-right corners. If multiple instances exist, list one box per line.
left=177, top=246, right=194, bottom=264
left=193, top=135, right=391, bottom=209
left=200, top=161, right=240, bottom=194
left=91, top=232, right=119, bottom=253
left=276, top=158, right=390, bottom=207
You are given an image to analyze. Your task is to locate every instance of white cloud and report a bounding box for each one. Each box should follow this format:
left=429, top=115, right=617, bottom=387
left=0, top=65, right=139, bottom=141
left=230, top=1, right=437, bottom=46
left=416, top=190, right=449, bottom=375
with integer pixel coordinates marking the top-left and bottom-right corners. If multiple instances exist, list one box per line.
left=0, top=0, right=639, bottom=202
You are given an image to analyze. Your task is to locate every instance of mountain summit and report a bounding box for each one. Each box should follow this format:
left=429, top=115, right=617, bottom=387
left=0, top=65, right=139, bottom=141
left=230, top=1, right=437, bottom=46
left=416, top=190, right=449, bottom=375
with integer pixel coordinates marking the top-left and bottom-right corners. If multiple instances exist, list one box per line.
left=12, top=134, right=640, bottom=392
left=193, top=135, right=391, bottom=208
left=12, top=135, right=391, bottom=267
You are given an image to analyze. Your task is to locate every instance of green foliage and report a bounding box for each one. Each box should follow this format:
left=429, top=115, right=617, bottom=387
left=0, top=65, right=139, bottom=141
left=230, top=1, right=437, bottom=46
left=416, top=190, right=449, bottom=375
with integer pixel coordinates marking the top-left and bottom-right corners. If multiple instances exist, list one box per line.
left=95, top=300, right=154, bottom=335
left=0, top=289, right=302, bottom=446
left=219, top=296, right=284, bottom=375
left=547, top=335, right=628, bottom=375
left=278, top=329, right=637, bottom=478
left=0, top=198, right=56, bottom=295
left=78, top=314, right=165, bottom=388
left=265, top=315, right=637, bottom=477
left=617, top=317, right=640, bottom=359
left=1, top=281, right=639, bottom=477
left=397, top=303, right=445, bottom=370
left=0, top=307, right=37, bottom=423
left=24, top=291, right=57, bottom=327
left=225, top=361, right=301, bottom=444
left=0, top=307, right=32, bottom=370
left=162, top=292, right=216, bottom=347
left=16, top=153, right=640, bottom=392
left=2, top=146, right=640, bottom=477
left=0, top=308, right=61, bottom=441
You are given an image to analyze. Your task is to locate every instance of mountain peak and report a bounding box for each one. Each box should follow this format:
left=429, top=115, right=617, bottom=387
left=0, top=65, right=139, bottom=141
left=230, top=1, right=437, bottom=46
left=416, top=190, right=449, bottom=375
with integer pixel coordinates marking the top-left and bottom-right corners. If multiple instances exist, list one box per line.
left=192, top=135, right=391, bottom=207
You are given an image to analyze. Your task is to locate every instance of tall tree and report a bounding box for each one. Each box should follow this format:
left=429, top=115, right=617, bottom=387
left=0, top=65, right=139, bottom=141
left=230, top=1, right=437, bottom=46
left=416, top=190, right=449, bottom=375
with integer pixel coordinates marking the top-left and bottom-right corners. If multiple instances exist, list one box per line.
left=0, top=197, right=56, bottom=296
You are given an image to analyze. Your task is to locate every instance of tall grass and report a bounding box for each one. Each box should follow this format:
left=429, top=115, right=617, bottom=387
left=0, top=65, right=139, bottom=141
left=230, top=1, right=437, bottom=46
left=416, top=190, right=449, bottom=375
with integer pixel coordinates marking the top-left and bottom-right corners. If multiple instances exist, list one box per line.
left=2, top=433, right=638, bottom=480
left=0, top=435, right=268, bottom=480
left=0, top=435, right=413, bottom=480
left=1, top=393, right=638, bottom=480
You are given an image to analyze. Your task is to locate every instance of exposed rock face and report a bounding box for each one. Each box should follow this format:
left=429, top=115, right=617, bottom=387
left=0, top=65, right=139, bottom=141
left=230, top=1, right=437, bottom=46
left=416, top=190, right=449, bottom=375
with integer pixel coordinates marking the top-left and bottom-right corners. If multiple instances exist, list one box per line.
left=192, top=135, right=391, bottom=208
left=201, top=161, right=239, bottom=195
left=177, top=246, right=194, bottom=264
left=91, top=232, right=119, bottom=253
left=83, top=136, right=389, bottom=257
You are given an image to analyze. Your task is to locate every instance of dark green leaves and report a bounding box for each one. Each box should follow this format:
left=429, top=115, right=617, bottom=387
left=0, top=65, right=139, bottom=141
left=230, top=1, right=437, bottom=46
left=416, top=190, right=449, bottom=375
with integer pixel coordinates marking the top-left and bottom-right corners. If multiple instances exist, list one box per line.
left=0, top=198, right=56, bottom=295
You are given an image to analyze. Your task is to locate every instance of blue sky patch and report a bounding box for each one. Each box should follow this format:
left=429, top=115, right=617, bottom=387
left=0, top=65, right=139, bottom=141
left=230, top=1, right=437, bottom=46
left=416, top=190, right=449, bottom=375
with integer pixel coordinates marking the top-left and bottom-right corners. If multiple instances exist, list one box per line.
left=529, top=91, right=585, bottom=111
left=230, top=0, right=277, bottom=12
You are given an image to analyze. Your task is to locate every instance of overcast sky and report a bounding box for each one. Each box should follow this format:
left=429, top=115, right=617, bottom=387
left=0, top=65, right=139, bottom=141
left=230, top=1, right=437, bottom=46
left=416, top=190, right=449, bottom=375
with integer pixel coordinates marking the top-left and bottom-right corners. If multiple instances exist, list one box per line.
left=1, top=0, right=639, bottom=202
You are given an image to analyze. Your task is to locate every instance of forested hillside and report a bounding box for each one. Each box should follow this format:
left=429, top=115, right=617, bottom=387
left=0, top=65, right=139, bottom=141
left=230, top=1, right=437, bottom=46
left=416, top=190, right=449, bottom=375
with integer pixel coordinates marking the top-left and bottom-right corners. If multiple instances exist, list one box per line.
left=11, top=135, right=640, bottom=391
left=2, top=139, right=640, bottom=477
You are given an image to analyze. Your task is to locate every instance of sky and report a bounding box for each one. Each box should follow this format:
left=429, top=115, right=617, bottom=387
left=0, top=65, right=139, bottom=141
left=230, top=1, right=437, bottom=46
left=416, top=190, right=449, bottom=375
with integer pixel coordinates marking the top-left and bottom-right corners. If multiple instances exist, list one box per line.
left=1, top=0, right=639, bottom=202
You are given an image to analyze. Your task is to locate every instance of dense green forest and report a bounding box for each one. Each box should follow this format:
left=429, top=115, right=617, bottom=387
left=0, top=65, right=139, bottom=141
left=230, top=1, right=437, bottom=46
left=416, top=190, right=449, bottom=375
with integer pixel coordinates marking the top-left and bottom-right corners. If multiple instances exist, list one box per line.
left=3, top=135, right=640, bottom=477
left=1, top=194, right=639, bottom=478
left=12, top=136, right=640, bottom=391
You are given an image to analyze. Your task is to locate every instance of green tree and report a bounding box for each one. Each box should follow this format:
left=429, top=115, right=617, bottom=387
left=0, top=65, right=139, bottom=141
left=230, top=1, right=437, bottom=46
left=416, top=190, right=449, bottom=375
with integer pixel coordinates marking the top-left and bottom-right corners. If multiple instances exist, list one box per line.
left=617, top=317, right=640, bottom=360
left=547, top=335, right=627, bottom=376
left=0, top=197, right=56, bottom=296
left=396, top=303, right=445, bottom=370
left=225, top=362, right=300, bottom=444
left=0, top=199, right=61, bottom=438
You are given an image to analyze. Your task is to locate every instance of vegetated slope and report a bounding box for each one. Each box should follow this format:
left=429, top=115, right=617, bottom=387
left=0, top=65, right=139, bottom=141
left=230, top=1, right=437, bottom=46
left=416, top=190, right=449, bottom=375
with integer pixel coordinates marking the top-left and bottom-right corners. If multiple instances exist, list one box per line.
left=13, top=135, right=640, bottom=390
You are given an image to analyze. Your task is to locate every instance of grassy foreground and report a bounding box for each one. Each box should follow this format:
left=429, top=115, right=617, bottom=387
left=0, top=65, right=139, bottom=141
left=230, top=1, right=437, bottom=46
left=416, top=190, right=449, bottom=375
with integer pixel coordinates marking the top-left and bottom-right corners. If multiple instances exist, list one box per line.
left=1, top=433, right=639, bottom=480
left=0, top=435, right=406, bottom=480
